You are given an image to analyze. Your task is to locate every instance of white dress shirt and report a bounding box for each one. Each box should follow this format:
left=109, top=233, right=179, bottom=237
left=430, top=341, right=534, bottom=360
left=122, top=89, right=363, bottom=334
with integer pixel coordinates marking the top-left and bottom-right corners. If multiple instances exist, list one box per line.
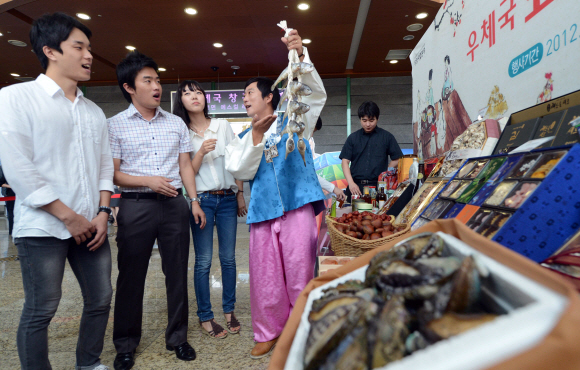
left=225, top=47, right=327, bottom=181
left=189, top=118, right=238, bottom=194
left=0, top=74, right=114, bottom=239
left=108, top=104, right=193, bottom=192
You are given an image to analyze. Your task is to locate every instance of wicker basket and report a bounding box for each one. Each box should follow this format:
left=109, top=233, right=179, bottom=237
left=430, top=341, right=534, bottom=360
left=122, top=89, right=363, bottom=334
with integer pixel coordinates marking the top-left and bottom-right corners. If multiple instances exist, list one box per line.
left=326, top=216, right=410, bottom=257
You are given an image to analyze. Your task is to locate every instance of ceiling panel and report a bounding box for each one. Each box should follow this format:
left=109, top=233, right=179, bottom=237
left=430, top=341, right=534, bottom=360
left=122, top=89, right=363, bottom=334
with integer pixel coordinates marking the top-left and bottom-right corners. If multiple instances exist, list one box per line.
left=0, top=0, right=441, bottom=87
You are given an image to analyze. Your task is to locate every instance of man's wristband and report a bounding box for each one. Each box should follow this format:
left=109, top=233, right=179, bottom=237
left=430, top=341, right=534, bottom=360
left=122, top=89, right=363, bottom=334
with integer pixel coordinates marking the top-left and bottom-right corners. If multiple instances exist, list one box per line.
left=98, top=206, right=112, bottom=215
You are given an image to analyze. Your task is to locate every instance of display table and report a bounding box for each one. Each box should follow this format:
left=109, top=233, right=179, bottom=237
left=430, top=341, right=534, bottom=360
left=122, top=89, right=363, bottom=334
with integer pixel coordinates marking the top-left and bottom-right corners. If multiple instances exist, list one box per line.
left=269, top=219, right=580, bottom=370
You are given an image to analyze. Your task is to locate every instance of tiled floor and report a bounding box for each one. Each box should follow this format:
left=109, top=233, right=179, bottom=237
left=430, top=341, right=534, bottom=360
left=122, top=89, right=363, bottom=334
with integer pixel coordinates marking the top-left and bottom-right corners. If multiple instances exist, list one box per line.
left=0, top=216, right=269, bottom=370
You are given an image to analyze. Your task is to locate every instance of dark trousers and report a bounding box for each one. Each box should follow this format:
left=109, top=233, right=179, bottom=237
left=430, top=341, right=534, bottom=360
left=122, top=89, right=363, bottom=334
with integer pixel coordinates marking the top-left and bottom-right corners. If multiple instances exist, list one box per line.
left=6, top=200, right=14, bottom=235
left=113, top=196, right=190, bottom=353
left=15, top=236, right=112, bottom=370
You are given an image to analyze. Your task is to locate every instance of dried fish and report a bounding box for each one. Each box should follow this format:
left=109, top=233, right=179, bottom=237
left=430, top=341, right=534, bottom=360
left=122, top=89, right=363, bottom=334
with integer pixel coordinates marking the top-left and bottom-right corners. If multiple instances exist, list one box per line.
left=282, top=100, right=310, bottom=123
left=271, top=62, right=315, bottom=91
left=297, top=138, right=307, bottom=166
left=285, top=136, right=295, bottom=159
left=289, top=81, right=313, bottom=96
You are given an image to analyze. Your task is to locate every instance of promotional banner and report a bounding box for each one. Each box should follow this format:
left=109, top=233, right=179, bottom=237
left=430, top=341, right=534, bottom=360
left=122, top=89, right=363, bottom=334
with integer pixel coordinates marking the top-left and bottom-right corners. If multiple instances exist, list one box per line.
left=411, top=0, right=580, bottom=159
left=171, top=89, right=288, bottom=115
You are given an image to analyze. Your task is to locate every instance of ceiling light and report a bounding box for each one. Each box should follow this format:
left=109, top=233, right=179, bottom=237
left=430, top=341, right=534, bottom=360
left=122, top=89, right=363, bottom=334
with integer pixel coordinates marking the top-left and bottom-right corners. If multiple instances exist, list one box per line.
left=389, top=60, right=398, bottom=64
left=125, top=45, right=136, bottom=51
left=231, top=66, right=240, bottom=70
left=76, top=13, right=91, bottom=20
left=0, top=33, right=3, bottom=37
left=222, top=52, right=227, bottom=56
left=185, top=8, right=197, bottom=15
left=403, top=35, right=415, bottom=40
left=8, top=40, right=27, bottom=47
left=416, top=12, right=428, bottom=19
left=226, top=59, right=233, bottom=62
left=407, top=23, right=424, bottom=32
left=158, top=68, right=166, bottom=72
left=10, top=73, right=20, bottom=77
left=298, top=3, right=309, bottom=10
left=303, top=39, right=311, bottom=44
left=213, top=43, right=223, bottom=48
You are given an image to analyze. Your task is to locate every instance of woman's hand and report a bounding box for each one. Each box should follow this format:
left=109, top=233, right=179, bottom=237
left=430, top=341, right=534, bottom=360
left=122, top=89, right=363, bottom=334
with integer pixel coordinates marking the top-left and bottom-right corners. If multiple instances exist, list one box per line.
left=199, top=139, right=217, bottom=155
left=237, top=192, right=247, bottom=217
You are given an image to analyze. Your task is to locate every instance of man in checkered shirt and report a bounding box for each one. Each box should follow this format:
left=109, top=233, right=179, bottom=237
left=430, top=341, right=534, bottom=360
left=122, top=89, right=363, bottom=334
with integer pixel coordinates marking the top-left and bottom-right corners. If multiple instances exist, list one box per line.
left=107, top=51, right=205, bottom=370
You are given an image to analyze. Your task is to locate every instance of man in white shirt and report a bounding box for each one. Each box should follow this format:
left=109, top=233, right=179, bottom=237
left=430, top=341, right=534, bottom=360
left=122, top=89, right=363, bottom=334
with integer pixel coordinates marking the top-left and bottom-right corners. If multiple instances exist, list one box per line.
left=0, top=13, right=113, bottom=370
left=108, top=51, right=204, bottom=370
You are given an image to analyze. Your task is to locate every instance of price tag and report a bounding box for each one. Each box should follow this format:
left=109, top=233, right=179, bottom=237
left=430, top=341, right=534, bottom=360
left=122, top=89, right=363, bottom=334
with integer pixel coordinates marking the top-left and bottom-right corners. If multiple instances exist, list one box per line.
left=510, top=136, right=554, bottom=153
left=444, top=149, right=483, bottom=161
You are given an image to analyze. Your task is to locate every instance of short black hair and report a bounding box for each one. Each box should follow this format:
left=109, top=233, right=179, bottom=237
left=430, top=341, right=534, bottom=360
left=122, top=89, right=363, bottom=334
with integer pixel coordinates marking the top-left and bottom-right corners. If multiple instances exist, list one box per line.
left=30, top=12, right=92, bottom=70
left=429, top=69, right=433, bottom=80
left=315, top=117, right=322, bottom=131
left=444, top=55, right=450, bottom=64
left=116, top=51, right=159, bottom=103
left=173, top=80, right=210, bottom=128
left=244, top=77, right=280, bottom=111
left=358, top=101, right=380, bottom=120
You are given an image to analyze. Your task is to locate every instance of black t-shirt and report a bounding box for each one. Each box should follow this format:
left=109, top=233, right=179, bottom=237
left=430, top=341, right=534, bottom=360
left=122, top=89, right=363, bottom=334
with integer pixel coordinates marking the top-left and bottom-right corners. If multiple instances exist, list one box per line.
left=339, top=127, right=403, bottom=181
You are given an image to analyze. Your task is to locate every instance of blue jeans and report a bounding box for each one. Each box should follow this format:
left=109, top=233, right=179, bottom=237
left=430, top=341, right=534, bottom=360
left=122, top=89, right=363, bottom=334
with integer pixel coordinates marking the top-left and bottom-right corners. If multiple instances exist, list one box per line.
left=15, top=236, right=112, bottom=370
left=190, top=192, right=237, bottom=322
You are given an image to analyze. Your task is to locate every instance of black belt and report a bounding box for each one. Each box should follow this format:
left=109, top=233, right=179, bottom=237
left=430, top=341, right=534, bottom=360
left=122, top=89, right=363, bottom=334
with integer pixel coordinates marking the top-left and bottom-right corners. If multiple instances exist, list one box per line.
left=355, top=179, right=377, bottom=186
left=121, top=188, right=182, bottom=200
left=204, top=189, right=235, bottom=195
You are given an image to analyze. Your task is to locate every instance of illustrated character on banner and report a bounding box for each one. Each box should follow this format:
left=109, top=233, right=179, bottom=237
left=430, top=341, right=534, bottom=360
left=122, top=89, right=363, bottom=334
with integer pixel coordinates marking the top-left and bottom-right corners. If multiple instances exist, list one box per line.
left=441, top=56, right=454, bottom=100
left=484, top=85, right=509, bottom=119
left=415, top=89, right=424, bottom=159
left=436, top=98, right=447, bottom=152
left=439, top=54, right=472, bottom=157
left=537, top=72, right=554, bottom=104
left=426, top=69, right=435, bottom=106
left=427, top=105, right=437, bottom=157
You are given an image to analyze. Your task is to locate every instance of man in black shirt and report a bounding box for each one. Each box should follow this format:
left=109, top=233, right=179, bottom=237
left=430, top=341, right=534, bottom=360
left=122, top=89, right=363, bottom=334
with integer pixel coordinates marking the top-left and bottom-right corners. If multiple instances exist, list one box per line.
left=340, top=101, right=403, bottom=201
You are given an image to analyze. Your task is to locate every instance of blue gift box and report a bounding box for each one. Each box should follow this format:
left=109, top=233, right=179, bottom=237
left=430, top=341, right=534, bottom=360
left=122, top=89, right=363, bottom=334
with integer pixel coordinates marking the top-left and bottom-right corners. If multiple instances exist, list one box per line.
left=493, top=143, right=580, bottom=262
left=469, top=154, right=523, bottom=206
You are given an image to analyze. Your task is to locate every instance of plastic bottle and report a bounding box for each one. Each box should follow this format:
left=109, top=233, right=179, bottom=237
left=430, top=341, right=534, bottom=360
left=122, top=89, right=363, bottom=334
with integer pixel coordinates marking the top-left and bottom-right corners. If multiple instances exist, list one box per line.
left=330, top=194, right=337, bottom=218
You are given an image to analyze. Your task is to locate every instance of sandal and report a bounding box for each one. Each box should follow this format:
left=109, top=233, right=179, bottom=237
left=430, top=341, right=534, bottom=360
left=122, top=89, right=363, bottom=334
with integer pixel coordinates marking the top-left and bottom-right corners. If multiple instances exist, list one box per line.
left=199, top=319, right=228, bottom=339
left=225, top=311, right=241, bottom=334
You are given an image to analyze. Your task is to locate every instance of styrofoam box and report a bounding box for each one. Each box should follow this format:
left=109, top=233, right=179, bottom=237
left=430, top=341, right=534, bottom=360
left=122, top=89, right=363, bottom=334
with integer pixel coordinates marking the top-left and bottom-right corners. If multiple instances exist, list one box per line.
left=285, top=232, right=568, bottom=370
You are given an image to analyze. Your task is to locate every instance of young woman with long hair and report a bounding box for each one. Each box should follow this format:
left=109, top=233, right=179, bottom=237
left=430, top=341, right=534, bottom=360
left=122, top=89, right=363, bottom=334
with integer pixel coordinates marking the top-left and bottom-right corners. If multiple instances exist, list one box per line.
left=173, top=80, right=246, bottom=339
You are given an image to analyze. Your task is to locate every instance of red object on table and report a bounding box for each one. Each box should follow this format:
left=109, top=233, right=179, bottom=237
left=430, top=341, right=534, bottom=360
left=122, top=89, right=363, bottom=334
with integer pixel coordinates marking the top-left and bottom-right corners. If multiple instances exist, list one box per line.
left=378, top=168, right=398, bottom=190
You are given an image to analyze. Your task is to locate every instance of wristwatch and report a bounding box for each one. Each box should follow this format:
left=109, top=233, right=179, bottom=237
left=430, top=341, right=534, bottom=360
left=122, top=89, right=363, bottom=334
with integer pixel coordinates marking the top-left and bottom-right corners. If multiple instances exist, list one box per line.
left=98, top=206, right=112, bottom=215
left=190, top=197, right=199, bottom=204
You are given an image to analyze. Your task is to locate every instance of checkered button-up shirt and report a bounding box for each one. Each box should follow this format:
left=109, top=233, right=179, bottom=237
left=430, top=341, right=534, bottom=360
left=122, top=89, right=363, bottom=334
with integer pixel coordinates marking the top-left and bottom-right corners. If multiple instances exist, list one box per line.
left=108, top=104, right=193, bottom=192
